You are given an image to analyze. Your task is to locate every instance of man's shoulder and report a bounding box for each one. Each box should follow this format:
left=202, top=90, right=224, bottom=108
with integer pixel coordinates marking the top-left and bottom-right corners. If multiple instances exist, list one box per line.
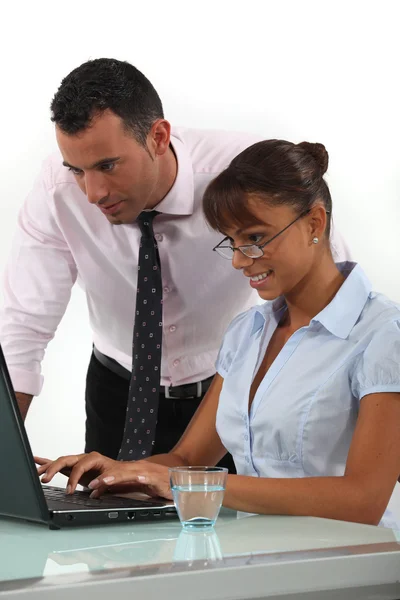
left=171, top=126, right=264, bottom=176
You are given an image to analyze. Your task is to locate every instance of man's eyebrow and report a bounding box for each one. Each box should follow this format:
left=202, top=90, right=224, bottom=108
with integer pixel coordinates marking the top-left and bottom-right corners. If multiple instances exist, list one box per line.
left=62, top=157, right=121, bottom=170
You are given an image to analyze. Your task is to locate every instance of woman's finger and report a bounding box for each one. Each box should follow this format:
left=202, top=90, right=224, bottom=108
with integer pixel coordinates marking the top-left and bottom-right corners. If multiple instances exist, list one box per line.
left=89, top=479, right=149, bottom=499
left=87, top=463, right=172, bottom=499
left=34, top=456, right=51, bottom=466
left=37, top=464, right=51, bottom=475
left=40, top=454, right=85, bottom=483
left=67, top=453, right=116, bottom=493
left=87, top=463, right=144, bottom=491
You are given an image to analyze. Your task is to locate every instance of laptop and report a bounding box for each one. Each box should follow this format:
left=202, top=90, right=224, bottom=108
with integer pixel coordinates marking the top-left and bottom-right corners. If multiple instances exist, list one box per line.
left=0, top=345, right=177, bottom=529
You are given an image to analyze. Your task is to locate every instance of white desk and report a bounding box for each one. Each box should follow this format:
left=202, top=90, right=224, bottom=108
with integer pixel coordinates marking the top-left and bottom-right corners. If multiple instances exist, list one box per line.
left=0, top=510, right=399, bottom=599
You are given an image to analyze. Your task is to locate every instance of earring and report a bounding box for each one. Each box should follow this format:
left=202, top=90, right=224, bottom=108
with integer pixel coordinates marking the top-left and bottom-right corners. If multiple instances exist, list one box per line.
left=312, top=237, right=319, bottom=244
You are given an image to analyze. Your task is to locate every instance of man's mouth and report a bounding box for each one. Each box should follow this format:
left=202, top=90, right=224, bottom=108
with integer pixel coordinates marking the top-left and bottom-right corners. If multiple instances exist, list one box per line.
left=99, top=200, right=124, bottom=215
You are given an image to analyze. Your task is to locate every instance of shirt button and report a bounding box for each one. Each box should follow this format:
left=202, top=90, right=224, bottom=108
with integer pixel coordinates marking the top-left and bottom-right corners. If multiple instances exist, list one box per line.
left=169, top=325, right=176, bottom=333
left=155, top=234, right=163, bottom=242
left=173, top=359, right=180, bottom=367
left=244, top=434, right=249, bottom=441
left=163, top=286, right=170, bottom=294
left=245, top=457, right=250, bottom=464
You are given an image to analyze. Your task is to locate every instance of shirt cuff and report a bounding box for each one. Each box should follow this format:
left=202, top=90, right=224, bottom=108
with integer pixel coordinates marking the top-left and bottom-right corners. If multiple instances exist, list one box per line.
left=359, top=384, right=400, bottom=400
left=8, top=367, right=44, bottom=397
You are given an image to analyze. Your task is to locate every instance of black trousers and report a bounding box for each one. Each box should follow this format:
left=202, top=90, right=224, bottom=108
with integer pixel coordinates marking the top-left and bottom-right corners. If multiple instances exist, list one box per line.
left=85, top=352, right=236, bottom=473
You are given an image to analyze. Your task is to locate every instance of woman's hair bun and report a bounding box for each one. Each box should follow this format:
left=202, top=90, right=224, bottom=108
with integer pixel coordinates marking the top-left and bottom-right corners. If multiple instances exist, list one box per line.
left=297, top=142, right=329, bottom=176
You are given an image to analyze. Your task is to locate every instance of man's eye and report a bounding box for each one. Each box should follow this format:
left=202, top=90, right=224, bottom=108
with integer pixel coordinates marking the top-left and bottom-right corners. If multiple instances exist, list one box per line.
left=68, top=167, right=83, bottom=176
left=100, top=163, right=115, bottom=172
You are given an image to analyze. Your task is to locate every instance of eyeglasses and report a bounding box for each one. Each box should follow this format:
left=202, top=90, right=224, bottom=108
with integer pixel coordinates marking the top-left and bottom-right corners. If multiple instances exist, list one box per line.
left=213, top=209, right=312, bottom=260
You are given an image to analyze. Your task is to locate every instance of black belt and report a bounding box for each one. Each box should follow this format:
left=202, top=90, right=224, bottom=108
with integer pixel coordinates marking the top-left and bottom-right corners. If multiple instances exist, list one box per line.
left=93, top=347, right=213, bottom=400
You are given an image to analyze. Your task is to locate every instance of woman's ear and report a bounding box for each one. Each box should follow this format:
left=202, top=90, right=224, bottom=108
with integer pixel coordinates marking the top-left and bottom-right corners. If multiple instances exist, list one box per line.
left=308, top=204, right=327, bottom=242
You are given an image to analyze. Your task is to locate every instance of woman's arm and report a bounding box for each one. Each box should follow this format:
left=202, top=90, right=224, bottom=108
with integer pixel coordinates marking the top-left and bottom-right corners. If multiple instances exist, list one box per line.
left=223, top=391, right=400, bottom=525
left=145, top=374, right=227, bottom=466
left=36, top=374, right=227, bottom=493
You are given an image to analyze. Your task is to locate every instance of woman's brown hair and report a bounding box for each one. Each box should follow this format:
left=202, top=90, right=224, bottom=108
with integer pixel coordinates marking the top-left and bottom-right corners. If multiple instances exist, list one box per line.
left=203, top=140, right=332, bottom=236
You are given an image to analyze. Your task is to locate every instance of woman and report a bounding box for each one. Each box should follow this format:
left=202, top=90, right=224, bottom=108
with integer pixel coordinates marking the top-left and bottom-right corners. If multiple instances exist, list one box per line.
left=37, top=140, right=400, bottom=527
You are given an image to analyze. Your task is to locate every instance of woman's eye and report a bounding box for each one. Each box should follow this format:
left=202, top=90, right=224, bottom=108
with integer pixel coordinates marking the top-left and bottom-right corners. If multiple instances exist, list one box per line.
left=248, top=234, right=264, bottom=244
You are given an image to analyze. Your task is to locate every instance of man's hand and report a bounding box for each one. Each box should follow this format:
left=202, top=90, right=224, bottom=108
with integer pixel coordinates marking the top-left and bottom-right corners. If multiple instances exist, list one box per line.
left=15, top=392, right=33, bottom=421
left=35, top=452, right=173, bottom=500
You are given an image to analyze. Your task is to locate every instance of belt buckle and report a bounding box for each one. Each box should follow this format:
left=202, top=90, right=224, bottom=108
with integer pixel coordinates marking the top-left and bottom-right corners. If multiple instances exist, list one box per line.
left=164, top=381, right=202, bottom=399
left=164, top=385, right=174, bottom=399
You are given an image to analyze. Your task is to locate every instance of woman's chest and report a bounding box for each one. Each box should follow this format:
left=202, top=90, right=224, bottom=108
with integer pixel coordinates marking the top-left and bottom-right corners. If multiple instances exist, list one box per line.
left=217, top=326, right=360, bottom=466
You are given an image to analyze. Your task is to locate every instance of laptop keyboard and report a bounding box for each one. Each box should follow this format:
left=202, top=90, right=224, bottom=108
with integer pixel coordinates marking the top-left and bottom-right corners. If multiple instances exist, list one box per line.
left=43, top=486, right=146, bottom=508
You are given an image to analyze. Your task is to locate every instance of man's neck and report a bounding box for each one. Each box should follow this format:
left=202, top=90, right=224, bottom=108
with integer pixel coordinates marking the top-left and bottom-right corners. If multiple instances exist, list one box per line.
left=146, top=145, right=177, bottom=209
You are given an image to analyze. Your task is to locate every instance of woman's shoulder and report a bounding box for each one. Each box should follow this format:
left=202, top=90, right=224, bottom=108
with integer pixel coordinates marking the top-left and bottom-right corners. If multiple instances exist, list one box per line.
left=362, top=291, right=400, bottom=329
left=216, top=304, right=268, bottom=377
left=223, top=304, right=262, bottom=338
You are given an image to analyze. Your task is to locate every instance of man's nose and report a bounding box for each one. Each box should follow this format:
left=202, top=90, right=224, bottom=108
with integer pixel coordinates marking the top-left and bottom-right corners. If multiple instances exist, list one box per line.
left=83, top=172, right=109, bottom=205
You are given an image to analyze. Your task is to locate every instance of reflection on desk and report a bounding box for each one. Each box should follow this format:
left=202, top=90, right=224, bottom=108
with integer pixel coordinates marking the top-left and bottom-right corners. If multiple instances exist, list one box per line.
left=0, top=508, right=398, bottom=586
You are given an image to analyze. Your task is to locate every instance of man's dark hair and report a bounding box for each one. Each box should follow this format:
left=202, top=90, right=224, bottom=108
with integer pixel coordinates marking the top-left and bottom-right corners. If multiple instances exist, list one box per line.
left=50, top=58, right=164, bottom=146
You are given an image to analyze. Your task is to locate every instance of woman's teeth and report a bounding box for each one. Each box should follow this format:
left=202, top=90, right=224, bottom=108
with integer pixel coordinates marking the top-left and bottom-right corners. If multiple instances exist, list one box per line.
left=250, top=270, right=272, bottom=282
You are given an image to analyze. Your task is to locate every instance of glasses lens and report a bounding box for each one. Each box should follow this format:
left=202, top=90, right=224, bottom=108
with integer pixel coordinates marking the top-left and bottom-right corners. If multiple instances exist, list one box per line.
left=241, top=245, right=264, bottom=258
left=215, top=246, right=234, bottom=260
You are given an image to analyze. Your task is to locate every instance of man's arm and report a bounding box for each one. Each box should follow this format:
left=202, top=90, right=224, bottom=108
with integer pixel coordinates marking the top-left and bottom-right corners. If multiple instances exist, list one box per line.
left=0, top=161, right=77, bottom=400
left=15, top=392, right=33, bottom=421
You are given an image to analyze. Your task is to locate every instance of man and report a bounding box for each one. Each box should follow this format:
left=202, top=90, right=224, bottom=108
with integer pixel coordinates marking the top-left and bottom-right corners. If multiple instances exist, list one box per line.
left=0, top=58, right=350, bottom=470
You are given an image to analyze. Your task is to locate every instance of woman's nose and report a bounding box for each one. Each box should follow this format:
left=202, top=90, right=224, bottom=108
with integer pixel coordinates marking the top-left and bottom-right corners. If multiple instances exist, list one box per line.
left=231, top=249, right=254, bottom=270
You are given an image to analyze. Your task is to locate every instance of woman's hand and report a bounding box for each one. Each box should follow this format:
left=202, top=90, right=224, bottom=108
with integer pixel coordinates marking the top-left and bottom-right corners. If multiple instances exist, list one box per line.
left=35, top=453, right=117, bottom=492
left=35, top=452, right=173, bottom=500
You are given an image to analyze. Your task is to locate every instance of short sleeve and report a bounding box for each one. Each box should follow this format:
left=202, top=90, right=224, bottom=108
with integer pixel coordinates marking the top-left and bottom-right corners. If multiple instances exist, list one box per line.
left=351, top=320, right=400, bottom=400
left=215, top=307, right=259, bottom=378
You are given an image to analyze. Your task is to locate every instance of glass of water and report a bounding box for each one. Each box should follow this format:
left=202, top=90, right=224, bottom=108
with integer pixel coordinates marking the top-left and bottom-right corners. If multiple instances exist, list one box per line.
left=169, top=466, right=228, bottom=529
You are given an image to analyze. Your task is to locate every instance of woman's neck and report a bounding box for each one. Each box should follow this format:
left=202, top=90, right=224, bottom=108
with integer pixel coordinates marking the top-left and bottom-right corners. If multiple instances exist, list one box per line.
left=281, top=254, right=346, bottom=331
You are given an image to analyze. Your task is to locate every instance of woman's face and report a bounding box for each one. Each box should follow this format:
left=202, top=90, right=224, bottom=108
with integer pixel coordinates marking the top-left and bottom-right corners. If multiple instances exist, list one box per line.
left=222, top=197, right=322, bottom=301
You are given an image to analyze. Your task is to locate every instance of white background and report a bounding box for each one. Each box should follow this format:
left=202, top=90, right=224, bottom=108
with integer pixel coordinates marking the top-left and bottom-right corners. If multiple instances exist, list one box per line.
left=0, top=0, right=399, bottom=519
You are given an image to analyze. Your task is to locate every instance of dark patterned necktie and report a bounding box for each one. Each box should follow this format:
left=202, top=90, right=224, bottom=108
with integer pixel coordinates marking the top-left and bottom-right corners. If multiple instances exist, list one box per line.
left=118, top=211, right=163, bottom=461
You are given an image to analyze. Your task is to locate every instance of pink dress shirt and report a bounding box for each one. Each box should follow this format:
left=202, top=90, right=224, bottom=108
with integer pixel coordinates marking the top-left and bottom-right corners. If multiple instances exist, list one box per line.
left=0, top=127, right=351, bottom=396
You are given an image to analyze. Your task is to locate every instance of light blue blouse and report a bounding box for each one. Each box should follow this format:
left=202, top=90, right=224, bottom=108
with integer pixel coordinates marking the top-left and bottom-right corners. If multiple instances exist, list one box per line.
left=216, top=262, right=400, bottom=529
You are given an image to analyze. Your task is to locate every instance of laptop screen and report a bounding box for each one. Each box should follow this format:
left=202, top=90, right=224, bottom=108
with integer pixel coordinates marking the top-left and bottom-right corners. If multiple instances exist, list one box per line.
left=0, top=346, right=49, bottom=525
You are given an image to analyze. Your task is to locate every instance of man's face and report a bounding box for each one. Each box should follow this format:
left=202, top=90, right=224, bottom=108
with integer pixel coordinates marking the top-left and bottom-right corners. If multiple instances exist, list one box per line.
left=56, top=110, right=171, bottom=224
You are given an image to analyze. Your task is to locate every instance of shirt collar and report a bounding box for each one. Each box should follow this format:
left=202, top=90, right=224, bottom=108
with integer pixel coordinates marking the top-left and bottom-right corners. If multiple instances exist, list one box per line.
left=311, top=262, right=372, bottom=339
left=153, top=134, right=194, bottom=216
left=251, top=262, right=372, bottom=340
left=251, top=296, right=286, bottom=335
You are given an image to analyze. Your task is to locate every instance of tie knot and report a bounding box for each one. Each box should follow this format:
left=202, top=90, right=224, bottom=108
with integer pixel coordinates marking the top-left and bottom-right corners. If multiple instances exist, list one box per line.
left=136, top=211, right=158, bottom=237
